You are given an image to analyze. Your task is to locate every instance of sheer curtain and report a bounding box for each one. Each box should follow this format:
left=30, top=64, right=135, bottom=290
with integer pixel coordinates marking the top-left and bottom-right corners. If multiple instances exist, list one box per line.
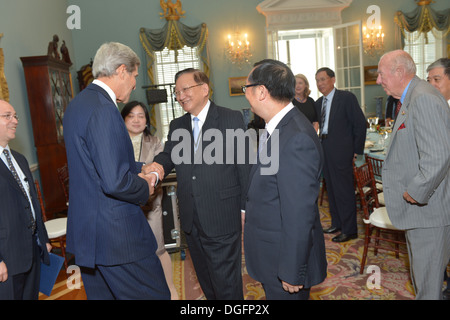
left=139, top=21, right=210, bottom=135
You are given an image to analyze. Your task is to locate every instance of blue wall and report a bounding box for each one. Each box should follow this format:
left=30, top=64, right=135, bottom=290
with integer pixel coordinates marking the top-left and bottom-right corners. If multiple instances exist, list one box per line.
left=0, top=0, right=448, bottom=166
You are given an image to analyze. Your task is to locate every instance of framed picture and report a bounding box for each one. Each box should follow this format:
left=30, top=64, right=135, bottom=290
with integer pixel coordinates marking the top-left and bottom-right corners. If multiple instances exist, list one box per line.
left=364, top=66, right=378, bottom=85
left=228, top=76, right=247, bottom=96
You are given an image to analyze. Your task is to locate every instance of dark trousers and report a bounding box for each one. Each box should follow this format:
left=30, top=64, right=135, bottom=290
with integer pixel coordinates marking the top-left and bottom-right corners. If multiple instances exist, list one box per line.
left=262, top=282, right=311, bottom=300
left=322, top=141, right=357, bottom=235
left=80, top=254, right=170, bottom=300
left=185, top=211, right=243, bottom=300
left=0, top=235, right=41, bottom=300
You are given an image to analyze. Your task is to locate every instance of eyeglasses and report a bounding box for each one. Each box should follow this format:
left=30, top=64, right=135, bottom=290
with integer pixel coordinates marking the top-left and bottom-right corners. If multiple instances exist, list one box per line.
left=173, top=83, right=204, bottom=98
left=241, top=83, right=260, bottom=93
left=0, top=114, right=19, bottom=121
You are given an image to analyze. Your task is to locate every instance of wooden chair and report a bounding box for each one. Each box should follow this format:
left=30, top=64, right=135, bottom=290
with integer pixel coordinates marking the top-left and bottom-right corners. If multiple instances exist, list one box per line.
left=319, top=177, right=327, bottom=206
left=57, top=164, right=69, bottom=207
left=353, top=161, right=407, bottom=274
left=34, top=180, right=68, bottom=270
left=365, top=155, right=384, bottom=192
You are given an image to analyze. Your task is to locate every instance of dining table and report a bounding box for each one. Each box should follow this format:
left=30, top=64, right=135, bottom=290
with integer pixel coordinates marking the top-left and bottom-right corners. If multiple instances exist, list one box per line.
left=355, top=128, right=391, bottom=166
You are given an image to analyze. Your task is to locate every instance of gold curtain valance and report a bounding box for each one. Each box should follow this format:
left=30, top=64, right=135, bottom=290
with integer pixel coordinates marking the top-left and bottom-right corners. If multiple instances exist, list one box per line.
left=139, top=20, right=210, bottom=134
left=0, top=33, right=9, bottom=102
left=394, top=2, right=450, bottom=47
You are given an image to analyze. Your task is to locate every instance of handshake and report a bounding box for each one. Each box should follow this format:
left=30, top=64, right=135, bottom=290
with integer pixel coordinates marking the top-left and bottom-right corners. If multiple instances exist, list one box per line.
left=138, top=162, right=165, bottom=195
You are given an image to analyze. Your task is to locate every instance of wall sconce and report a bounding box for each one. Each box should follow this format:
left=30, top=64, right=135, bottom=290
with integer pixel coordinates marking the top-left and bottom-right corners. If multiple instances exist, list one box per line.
left=362, top=25, right=385, bottom=57
left=225, top=31, right=252, bottom=69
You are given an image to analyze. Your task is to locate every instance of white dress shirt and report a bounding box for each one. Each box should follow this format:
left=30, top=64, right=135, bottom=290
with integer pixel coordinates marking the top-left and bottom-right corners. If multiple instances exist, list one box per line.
left=0, top=145, right=36, bottom=220
left=93, top=79, right=117, bottom=107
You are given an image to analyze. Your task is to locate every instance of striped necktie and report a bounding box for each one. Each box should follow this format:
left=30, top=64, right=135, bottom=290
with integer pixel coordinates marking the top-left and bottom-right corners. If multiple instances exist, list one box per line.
left=3, top=149, right=36, bottom=234
left=320, top=97, right=328, bottom=136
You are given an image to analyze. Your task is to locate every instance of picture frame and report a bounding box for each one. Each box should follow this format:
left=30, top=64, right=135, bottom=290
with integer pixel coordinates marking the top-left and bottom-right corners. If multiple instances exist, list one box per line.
left=228, top=76, right=247, bottom=96
left=364, top=65, right=378, bottom=85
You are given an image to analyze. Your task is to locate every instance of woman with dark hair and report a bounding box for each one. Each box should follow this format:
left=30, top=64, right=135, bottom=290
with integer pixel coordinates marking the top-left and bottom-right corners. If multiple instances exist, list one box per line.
left=121, top=101, right=178, bottom=299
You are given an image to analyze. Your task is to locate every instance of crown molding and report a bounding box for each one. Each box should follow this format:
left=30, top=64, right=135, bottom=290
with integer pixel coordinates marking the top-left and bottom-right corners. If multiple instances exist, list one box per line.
left=257, top=0, right=353, bottom=30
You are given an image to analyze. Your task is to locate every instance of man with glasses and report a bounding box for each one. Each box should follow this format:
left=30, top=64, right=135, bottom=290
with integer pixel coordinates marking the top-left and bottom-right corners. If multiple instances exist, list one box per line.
left=147, top=68, right=250, bottom=299
left=242, top=59, right=327, bottom=300
left=0, top=99, right=52, bottom=299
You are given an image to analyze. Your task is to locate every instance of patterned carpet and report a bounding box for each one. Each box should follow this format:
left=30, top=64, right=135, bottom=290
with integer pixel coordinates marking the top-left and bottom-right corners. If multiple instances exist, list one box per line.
left=40, top=193, right=417, bottom=300
left=176, top=195, right=415, bottom=300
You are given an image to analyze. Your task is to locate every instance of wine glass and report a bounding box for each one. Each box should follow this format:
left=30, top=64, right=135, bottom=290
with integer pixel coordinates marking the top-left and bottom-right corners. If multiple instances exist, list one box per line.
left=368, top=117, right=375, bottom=132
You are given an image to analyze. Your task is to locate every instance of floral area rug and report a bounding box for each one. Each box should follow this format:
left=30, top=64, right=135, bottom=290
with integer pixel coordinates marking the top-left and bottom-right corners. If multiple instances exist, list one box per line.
left=173, top=195, right=415, bottom=300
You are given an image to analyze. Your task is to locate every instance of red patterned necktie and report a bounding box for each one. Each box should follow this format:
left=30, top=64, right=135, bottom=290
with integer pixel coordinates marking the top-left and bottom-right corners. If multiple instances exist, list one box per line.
left=395, top=100, right=402, bottom=118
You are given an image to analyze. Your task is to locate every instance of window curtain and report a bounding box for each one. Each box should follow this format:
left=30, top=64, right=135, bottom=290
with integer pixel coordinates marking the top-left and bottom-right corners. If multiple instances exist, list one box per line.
left=394, top=2, right=450, bottom=49
left=0, top=39, right=9, bottom=102
left=139, top=21, right=210, bottom=133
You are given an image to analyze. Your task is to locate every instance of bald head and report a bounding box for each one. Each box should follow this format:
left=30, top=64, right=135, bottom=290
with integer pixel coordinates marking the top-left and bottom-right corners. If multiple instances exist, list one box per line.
left=0, top=99, right=18, bottom=147
left=377, top=50, right=416, bottom=99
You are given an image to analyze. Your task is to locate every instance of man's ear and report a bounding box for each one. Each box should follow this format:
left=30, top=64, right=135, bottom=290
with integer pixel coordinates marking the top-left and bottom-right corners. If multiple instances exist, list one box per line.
left=258, top=85, right=268, bottom=102
left=116, top=64, right=127, bottom=78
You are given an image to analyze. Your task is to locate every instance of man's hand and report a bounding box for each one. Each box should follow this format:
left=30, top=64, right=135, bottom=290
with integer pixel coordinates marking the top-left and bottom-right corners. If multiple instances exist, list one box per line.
left=281, top=280, right=303, bottom=294
left=0, top=261, right=8, bottom=282
left=139, top=172, right=158, bottom=195
left=142, top=162, right=164, bottom=179
left=46, top=243, right=52, bottom=253
left=403, top=191, right=418, bottom=204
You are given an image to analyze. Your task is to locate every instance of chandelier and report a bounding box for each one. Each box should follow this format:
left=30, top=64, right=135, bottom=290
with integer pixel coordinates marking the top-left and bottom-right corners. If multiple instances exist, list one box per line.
left=225, top=31, right=252, bottom=69
left=362, top=25, right=385, bottom=57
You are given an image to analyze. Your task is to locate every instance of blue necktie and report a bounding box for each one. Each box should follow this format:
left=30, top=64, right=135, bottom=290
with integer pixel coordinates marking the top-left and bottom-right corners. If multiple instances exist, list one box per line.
left=193, top=117, right=200, bottom=152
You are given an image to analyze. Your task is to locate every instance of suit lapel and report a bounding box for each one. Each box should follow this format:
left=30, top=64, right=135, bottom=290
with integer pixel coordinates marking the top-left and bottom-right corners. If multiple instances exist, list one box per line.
left=386, top=77, right=419, bottom=157
left=328, top=89, right=341, bottom=129
left=0, top=152, right=27, bottom=197
left=246, top=108, right=295, bottom=194
left=201, top=102, right=219, bottom=135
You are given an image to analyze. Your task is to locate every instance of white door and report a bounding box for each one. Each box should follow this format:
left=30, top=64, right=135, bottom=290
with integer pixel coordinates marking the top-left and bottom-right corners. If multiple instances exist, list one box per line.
left=333, top=21, right=365, bottom=112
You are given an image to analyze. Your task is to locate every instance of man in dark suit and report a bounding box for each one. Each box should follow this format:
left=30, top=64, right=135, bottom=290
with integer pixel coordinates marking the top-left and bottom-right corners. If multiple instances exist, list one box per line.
left=243, top=59, right=327, bottom=300
left=63, top=42, right=169, bottom=300
left=0, top=99, right=51, bottom=300
left=315, top=67, right=367, bottom=242
left=147, top=68, right=250, bottom=299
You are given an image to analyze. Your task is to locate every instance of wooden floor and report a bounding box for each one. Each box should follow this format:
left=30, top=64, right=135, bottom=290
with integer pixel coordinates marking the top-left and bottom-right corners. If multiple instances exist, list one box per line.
left=39, top=266, right=87, bottom=300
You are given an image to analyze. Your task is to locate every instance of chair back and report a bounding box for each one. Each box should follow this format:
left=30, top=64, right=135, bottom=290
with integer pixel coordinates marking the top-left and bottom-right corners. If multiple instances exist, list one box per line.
left=353, top=161, right=380, bottom=219
left=365, top=155, right=384, bottom=182
left=57, top=164, right=69, bottom=206
left=34, top=179, right=48, bottom=222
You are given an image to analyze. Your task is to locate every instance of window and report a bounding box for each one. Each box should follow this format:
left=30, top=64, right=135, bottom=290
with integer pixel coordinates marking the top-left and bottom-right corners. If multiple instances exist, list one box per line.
left=154, top=46, right=201, bottom=141
left=275, top=22, right=364, bottom=108
left=403, top=30, right=444, bottom=80
left=276, top=28, right=334, bottom=100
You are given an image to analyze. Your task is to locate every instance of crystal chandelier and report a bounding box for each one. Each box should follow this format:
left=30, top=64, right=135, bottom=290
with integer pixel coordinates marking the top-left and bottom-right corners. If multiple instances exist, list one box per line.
left=363, top=25, right=385, bottom=57
left=225, top=31, right=252, bottom=69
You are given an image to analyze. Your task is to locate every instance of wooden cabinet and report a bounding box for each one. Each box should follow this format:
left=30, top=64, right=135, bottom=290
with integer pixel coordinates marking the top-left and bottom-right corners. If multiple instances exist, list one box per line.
left=21, top=55, right=73, bottom=218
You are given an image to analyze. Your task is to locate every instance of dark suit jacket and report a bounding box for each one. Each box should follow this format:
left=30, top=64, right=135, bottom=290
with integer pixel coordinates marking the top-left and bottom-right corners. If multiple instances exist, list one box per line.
left=0, top=150, right=50, bottom=275
left=154, top=102, right=250, bottom=237
left=315, top=89, right=366, bottom=162
left=63, top=83, right=156, bottom=268
left=244, top=107, right=327, bottom=288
